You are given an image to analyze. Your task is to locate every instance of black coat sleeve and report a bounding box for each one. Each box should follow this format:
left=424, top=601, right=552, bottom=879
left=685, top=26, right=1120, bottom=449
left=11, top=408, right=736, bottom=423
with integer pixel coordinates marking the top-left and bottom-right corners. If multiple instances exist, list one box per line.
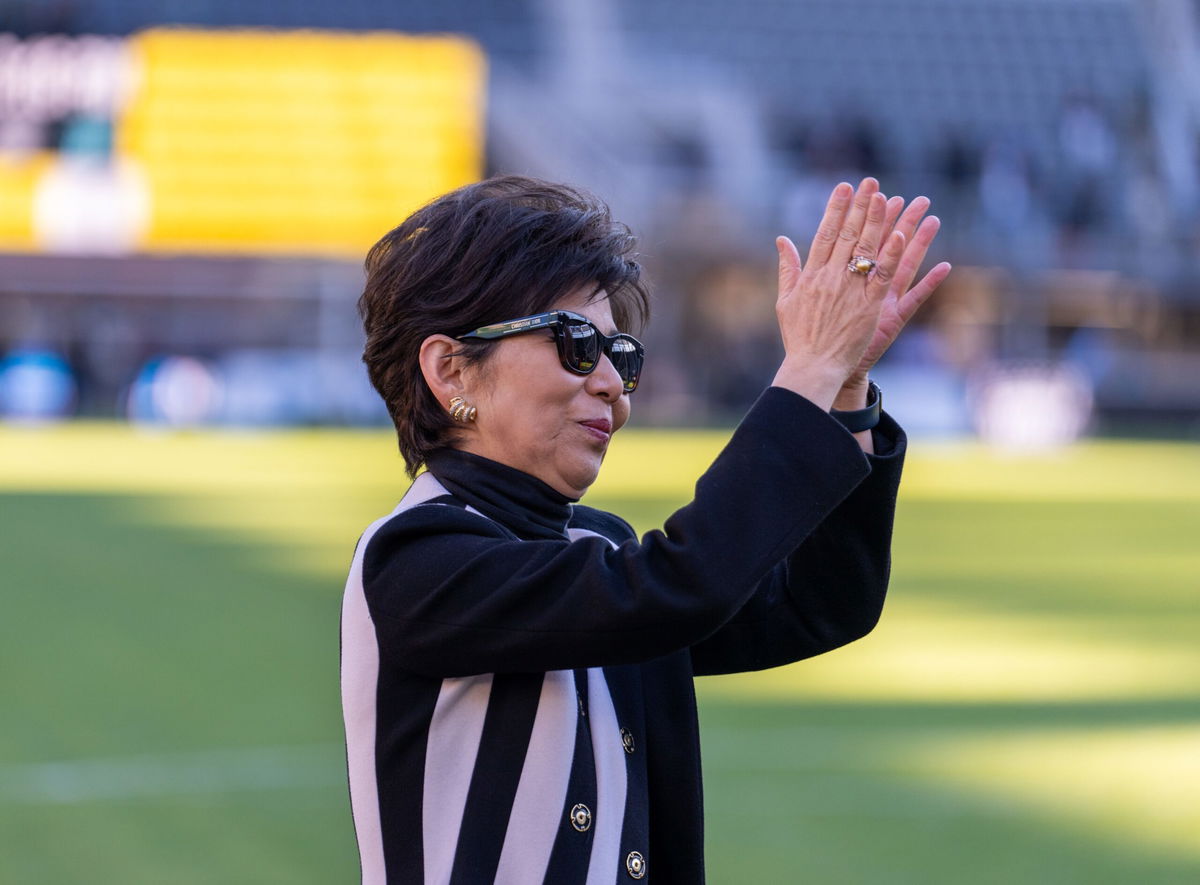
left=689, top=411, right=906, bottom=676
left=361, top=388, right=874, bottom=678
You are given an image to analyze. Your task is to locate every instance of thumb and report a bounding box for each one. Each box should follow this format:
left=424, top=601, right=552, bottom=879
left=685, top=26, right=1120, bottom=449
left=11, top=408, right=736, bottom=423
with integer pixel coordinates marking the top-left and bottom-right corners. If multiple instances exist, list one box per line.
left=776, top=235, right=803, bottom=290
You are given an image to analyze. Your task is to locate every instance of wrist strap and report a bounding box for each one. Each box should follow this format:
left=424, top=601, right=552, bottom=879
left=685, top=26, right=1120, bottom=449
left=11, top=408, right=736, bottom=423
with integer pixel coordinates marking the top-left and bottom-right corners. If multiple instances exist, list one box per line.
left=830, top=381, right=882, bottom=433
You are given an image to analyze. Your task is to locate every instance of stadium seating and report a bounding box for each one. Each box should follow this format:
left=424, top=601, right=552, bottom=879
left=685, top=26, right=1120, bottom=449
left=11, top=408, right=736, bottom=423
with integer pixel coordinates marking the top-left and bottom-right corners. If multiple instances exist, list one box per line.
left=8, top=0, right=1158, bottom=187
left=610, top=0, right=1148, bottom=170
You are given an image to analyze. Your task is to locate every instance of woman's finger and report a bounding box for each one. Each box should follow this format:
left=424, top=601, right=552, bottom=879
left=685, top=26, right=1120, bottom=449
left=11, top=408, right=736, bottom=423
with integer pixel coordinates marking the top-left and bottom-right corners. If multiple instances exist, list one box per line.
left=892, top=196, right=930, bottom=244
left=829, top=177, right=880, bottom=266
left=849, top=192, right=888, bottom=265
left=896, top=260, right=952, bottom=324
left=775, top=235, right=803, bottom=294
left=889, top=215, right=941, bottom=297
left=883, top=196, right=905, bottom=235
left=866, top=229, right=906, bottom=303
left=806, top=182, right=854, bottom=268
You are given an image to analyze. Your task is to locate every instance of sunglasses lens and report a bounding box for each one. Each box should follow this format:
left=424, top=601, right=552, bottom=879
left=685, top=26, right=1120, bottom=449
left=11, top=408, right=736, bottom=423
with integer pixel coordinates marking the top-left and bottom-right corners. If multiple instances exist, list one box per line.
left=560, top=316, right=643, bottom=392
left=564, top=320, right=601, bottom=372
left=608, top=336, right=641, bottom=392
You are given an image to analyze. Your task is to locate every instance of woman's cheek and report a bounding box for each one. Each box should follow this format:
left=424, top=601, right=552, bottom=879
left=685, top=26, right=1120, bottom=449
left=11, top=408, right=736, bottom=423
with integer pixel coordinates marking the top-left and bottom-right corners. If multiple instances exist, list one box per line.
left=613, top=397, right=631, bottom=433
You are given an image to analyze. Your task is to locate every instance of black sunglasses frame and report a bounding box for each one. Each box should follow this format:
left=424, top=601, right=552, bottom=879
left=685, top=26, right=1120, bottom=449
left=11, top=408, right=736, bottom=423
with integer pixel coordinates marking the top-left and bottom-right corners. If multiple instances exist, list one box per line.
left=456, top=310, right=645, bottom=393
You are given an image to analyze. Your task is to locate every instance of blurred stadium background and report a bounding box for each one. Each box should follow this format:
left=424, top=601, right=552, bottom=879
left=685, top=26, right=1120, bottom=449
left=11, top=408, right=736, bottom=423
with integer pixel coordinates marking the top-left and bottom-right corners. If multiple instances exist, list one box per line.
left=1, top=0, right=1198, bottom=882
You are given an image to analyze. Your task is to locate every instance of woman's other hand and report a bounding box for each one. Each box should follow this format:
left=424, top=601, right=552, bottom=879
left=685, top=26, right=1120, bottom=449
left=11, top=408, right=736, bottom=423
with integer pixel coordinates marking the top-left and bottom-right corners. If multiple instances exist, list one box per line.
left=843, top=194, right=952, bottom=390
left=771, top=177, right=906, bottom=411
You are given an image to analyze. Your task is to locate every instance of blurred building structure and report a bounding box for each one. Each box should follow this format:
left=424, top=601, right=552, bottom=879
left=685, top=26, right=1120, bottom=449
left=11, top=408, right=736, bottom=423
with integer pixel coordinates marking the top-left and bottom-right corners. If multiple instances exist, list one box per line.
left=1, top=0, right=1199, bottom=436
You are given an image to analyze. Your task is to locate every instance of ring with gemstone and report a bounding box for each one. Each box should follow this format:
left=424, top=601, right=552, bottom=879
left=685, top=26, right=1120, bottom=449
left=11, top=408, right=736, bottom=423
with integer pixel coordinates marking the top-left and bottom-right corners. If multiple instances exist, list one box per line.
left=847, top=256, right=876, bottom=276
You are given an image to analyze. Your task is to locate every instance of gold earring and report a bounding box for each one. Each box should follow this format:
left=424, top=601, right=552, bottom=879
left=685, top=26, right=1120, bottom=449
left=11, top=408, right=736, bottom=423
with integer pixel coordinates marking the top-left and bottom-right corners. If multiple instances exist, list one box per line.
left=448, top=395, right=477, bottom=423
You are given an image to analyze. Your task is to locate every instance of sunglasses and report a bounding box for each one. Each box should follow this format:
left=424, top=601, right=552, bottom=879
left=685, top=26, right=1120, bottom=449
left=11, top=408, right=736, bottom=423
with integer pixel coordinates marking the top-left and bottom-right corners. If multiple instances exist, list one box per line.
left=456, top=310, right=645, bottom=393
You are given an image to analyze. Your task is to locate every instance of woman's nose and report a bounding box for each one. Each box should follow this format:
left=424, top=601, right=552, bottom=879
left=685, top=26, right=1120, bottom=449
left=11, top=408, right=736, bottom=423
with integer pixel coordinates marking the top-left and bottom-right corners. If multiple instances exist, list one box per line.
left=585, top=352, right=625, bottom=400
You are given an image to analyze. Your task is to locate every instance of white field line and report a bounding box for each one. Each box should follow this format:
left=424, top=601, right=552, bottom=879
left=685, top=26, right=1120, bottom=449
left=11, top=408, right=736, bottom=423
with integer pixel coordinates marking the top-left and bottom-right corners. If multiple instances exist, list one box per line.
left=0, top=744, right=345, bottom=804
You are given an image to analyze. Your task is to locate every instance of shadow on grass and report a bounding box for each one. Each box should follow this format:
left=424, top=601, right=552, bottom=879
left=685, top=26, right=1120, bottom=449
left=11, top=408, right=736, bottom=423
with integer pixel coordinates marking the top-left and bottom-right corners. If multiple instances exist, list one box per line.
left=1, top=491, right=360, bottom=884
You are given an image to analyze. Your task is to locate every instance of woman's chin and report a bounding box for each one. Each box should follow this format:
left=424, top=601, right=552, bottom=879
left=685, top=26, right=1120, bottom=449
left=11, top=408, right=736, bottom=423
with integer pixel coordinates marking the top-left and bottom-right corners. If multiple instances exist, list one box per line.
left=558, top=453, right=605, bottom=498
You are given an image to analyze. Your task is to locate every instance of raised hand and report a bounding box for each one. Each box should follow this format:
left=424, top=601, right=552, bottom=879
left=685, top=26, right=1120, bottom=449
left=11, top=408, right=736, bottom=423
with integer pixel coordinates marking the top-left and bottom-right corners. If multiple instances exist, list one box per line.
left=771, top=177, right=908, bottom=411
left=845, top=194, right=952, bottom=387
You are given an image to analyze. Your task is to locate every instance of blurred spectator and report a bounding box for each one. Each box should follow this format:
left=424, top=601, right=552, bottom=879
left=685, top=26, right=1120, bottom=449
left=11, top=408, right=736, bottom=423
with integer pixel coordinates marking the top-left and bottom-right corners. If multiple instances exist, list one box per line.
left=977, top=134, right=1043, bottom=266
left=0, top=348, right=76, bottom=421
left=806, top=117, right=888, bottom=180
left=678, top=260, right=780, bottom=415
left=33, top=113, right=149, bottom=254
left=127, top=355, right=221, bottom=427
left=72, top=306, right=144, bottom=416
left=970, top=360, right=1093, bottom=451
left=1055, top=94, right=1118, bottom=259
left=935, top=131, right=981, bottom=248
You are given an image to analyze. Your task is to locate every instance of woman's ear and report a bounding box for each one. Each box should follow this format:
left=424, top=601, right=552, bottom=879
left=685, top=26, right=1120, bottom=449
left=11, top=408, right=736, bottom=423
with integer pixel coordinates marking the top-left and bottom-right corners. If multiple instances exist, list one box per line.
left=418, top=335, right=467, bottom=407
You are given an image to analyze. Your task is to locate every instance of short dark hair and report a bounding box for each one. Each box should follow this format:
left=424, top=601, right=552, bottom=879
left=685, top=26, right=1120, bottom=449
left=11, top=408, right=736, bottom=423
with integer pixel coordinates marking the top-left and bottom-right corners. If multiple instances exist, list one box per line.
left=359, top=175, right=651, bottom=476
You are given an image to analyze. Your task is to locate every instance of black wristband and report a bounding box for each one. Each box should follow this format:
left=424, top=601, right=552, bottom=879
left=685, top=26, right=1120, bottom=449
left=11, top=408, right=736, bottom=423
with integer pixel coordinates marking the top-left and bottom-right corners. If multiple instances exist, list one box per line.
left=830, top=381, right=882, bottom=433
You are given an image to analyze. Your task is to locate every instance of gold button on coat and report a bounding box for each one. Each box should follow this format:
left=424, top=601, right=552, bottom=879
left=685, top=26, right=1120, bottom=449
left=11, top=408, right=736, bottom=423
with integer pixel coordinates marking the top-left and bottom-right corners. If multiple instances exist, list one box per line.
left=570, top=803, right=592, bottom=832
left=620, top=727, right=635, bottom=754
left=626, top=851, right=646, bottom=879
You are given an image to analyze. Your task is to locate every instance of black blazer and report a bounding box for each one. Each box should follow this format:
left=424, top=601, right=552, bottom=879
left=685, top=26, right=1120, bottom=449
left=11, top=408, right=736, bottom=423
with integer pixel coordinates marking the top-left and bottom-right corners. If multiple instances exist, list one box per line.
left=340, top=387, right=906, bottom=884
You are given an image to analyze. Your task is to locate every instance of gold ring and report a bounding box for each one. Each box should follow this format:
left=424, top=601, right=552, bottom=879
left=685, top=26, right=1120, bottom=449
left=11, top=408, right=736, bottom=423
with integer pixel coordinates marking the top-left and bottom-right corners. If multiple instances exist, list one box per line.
left=847, top=256, right=876, bottom=276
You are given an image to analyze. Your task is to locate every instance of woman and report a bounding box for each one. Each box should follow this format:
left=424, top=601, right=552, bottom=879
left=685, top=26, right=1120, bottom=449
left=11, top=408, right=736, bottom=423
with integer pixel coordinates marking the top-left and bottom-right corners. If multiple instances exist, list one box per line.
left=342, top=175, right=949, bottom=884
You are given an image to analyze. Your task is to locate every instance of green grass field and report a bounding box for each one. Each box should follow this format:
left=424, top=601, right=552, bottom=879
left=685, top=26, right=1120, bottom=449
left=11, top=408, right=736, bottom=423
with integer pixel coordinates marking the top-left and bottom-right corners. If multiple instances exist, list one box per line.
left=1, top=424, right=1198, bottom=884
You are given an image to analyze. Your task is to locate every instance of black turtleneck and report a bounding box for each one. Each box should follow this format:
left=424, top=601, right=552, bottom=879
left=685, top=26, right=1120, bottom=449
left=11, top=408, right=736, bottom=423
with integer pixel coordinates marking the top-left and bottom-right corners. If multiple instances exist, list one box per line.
left=423, top=448, right=576, bottom=541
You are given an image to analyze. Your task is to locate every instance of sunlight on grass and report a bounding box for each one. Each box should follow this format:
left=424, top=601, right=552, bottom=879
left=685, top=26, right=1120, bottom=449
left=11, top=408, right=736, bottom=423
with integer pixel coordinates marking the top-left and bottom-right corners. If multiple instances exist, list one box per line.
left=901, top=439, right=1200, bottom=501
left=0, top=422, right=404, bottom=495
left=5, top=423, right=1199, bottom=501
left=903, top=724, right=1200, bottom=859
left=702, top=602, right=1200, bottom=702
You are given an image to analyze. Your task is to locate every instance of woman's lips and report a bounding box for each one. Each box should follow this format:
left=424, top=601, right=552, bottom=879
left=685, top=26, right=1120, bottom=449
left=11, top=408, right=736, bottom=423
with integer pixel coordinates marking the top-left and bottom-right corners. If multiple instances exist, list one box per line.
left=579, top=419, right=612, bottom=441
